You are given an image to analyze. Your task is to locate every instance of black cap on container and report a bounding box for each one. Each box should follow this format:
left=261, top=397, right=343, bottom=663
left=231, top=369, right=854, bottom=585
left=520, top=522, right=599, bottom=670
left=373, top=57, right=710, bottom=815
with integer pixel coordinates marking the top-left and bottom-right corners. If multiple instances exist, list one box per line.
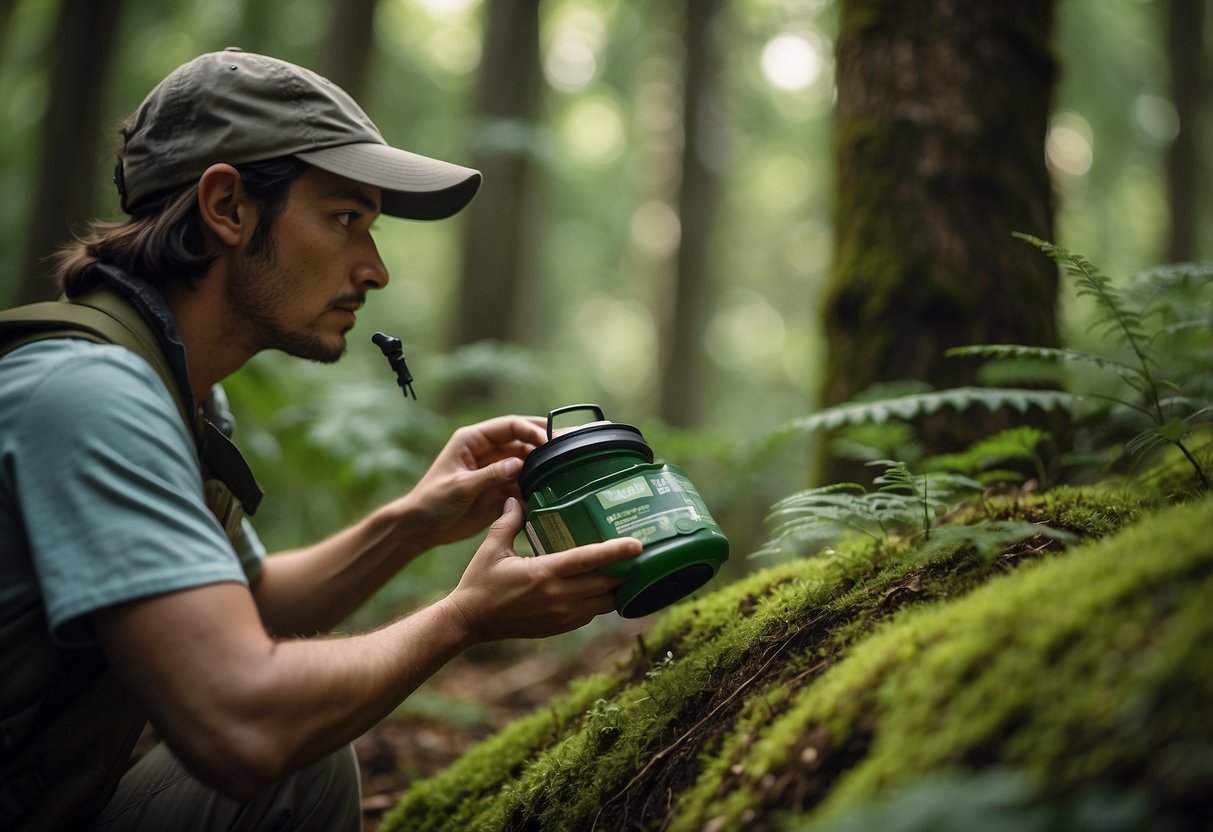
left=519, top=404, right=653, bottom=499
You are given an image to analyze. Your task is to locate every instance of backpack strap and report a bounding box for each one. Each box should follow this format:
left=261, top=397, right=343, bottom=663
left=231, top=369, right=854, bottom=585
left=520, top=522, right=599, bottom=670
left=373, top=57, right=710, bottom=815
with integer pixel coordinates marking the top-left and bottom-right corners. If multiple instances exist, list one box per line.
left=0, top=289, right=265, bottom=828
left=0, top=290, right=263, bottom=515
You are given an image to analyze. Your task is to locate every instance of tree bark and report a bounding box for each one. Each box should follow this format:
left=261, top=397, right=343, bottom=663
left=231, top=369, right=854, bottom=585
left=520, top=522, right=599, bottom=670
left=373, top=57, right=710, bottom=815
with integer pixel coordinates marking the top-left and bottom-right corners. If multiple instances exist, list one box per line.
left=1165, top=0, right=1207, bottom=264
left=659, top=0, right=726, bottom=428
left=453, top=0, right=543, bottom=350
left=323, top=0, right=379, bottom=100
left=820, top=0, right=1061, bottom=481
left=17, top=0, right=124, bottom=303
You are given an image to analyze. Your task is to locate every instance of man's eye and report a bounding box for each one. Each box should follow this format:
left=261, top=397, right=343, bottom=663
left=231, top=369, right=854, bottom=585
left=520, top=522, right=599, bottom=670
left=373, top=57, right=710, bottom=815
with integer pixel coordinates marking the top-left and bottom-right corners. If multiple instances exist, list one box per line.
left=336, top=211, right=357, bottom=228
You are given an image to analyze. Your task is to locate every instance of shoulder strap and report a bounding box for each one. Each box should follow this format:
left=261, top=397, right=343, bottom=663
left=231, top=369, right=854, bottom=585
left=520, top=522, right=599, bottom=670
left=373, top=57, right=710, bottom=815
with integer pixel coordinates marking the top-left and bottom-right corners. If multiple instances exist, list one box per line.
left=0, top=290, right=263, bottom=515
left=0, top=292, right=190, bottom=428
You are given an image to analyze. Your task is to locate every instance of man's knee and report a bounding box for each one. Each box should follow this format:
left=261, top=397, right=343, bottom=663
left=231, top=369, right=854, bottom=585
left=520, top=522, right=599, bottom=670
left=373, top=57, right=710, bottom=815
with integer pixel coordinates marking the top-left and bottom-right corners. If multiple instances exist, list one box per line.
left=288, top=744, right=361, bottom=832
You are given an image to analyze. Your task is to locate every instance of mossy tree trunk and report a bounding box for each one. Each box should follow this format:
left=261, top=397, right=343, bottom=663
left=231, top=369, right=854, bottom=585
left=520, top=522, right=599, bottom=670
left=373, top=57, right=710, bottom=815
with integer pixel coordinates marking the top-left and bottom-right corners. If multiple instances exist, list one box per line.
left=659, top=0, right=727, bottom=428
left=820, top=0, right=1060, bottom=482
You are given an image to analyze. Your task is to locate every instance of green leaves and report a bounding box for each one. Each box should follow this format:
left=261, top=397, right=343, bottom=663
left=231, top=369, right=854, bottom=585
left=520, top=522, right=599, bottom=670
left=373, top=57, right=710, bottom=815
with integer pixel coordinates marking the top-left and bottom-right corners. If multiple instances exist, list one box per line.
left=788, top=388, right=1078, bottom=435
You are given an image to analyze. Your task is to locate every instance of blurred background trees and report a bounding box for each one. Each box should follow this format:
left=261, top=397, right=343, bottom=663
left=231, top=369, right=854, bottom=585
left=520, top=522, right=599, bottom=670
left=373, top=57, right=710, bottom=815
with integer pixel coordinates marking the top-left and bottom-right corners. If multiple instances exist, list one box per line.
left=1, top=0, right=1209, bottom=620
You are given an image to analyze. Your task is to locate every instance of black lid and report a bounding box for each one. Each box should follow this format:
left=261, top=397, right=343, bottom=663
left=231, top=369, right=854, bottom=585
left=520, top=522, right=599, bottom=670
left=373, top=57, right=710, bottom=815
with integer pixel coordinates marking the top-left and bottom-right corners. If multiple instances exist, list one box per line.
left=519, top=404, right=653, bottom=498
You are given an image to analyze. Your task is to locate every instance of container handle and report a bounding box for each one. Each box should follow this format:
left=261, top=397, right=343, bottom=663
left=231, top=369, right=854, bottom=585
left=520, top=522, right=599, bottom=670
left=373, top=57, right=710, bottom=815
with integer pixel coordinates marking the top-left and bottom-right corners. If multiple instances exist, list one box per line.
left=546, top=404, right=606, bottom=439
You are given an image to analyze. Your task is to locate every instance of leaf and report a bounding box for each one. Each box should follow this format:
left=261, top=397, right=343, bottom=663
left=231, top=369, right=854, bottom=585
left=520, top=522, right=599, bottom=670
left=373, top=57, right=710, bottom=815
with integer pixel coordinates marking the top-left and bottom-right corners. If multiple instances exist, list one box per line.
left=946, top=344, right=1146, bottom=382
left=788, top=388, right=1079, bottom=434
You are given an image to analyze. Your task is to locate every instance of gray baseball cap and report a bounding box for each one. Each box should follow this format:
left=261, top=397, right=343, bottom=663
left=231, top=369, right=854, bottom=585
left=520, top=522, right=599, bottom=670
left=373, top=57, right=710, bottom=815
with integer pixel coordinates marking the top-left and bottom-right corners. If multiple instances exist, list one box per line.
left=115, top=48, right=481, bottom=220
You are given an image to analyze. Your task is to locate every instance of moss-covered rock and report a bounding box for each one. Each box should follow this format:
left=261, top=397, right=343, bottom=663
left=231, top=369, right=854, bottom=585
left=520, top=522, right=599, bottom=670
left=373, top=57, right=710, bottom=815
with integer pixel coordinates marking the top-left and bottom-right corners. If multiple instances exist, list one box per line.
left=380, top=461, right=1211, bottom=831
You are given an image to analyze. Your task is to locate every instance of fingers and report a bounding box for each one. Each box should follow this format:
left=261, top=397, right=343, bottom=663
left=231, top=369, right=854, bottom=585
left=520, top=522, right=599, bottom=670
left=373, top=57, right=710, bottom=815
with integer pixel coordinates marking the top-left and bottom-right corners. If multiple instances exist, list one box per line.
left=460, top=416, right=548, bottom=457
left=544, top=536, right=643, bottom=578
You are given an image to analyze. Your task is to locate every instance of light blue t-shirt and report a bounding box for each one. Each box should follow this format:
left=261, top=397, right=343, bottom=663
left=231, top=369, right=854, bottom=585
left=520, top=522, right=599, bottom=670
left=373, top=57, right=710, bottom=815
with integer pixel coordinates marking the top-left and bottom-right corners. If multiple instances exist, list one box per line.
left=0, top=338, right=265, bottom=647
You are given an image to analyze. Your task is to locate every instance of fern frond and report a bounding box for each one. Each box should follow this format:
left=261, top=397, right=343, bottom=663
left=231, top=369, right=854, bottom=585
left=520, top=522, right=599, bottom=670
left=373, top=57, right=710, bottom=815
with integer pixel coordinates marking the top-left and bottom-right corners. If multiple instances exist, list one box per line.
left=1014, top=232, right=1156, bottom=382
left=789, top=388, right=1078, bottom=434
left=925, top=426, right=1049, bottom=480
left=946, top=344, right=1146, bottom=382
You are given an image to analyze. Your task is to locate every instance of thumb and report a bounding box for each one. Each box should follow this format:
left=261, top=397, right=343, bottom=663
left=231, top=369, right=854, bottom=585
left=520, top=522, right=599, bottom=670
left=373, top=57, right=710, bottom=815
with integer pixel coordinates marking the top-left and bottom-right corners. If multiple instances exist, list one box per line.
left=485, top=496, right=525, bottom=543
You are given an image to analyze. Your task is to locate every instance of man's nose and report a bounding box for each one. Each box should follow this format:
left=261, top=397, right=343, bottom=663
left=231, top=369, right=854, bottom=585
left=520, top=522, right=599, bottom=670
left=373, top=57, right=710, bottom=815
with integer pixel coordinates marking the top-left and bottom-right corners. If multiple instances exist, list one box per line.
left=356, top=238, right=389, bottom=290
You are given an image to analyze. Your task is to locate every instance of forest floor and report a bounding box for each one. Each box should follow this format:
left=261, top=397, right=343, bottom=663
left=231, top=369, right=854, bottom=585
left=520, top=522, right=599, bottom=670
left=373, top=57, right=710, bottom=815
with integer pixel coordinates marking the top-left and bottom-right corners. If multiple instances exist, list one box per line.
left=354, top=618, right=652, bottom=832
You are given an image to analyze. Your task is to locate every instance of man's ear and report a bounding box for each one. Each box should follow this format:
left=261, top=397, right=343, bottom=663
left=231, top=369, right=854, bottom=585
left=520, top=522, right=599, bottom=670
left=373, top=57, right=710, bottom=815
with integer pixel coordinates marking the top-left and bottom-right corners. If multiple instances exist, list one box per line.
left=197, top=164, right=255, bottom=248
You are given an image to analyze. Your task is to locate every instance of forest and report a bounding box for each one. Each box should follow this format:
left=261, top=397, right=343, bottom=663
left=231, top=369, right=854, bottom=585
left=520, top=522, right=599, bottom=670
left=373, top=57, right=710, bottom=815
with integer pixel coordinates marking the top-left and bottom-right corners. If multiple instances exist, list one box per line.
left=2, top=0, right=1211, bottom=829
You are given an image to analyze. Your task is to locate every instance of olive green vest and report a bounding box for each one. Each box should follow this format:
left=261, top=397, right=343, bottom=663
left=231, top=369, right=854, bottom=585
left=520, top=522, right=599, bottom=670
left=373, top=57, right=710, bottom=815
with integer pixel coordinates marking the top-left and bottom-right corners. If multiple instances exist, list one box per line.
left=0, top=287, right=263, bottom=831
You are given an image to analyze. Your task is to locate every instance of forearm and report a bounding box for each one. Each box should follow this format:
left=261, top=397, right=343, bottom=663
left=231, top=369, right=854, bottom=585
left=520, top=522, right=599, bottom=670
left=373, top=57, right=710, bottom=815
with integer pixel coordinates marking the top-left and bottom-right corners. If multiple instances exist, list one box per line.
left=252, top=496, right=433, bottom=636
left=97, top=585, right=476, bottom=800
left=223, top=599, right=473, bottom=790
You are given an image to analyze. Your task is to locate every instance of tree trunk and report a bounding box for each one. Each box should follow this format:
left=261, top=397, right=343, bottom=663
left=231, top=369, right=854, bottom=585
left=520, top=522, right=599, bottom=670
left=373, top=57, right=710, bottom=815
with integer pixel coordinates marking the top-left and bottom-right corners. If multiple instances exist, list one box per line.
left=323, top=0, right=379, bottom=100
left=1165, top=0, right=1207, bottom=264
left=17, top=0, right=124, bottom=304
left=453, top=0, right=543, bottom=350
left=659, top=0, right=726, bottom=428
left=820, top=0, right=1061, bottom=482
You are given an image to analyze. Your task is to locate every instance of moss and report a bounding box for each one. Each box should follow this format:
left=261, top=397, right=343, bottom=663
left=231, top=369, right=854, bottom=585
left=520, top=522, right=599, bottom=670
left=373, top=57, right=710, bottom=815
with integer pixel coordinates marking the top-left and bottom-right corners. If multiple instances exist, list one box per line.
left=381, top=463, right=1210, bottom=832
left=678, top=496, right=1213, bottom=830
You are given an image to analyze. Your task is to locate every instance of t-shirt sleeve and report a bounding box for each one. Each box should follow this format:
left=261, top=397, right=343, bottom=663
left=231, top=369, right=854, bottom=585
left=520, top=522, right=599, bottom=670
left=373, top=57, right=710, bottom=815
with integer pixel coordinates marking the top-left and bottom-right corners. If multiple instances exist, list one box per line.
left=11, top=344, right=253, bottom=646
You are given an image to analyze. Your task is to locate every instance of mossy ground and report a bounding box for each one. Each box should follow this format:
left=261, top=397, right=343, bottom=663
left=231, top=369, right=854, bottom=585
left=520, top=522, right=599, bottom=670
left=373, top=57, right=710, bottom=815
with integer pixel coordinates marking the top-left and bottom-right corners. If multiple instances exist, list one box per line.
left=379, top=452, right=1212, bottom=831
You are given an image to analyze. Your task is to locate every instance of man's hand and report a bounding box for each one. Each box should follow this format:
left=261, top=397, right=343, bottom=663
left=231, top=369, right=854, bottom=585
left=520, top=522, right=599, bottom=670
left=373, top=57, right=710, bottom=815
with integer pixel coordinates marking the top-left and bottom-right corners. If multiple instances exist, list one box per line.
left=399, top=415, right=548, bottom=550
left=444, top=497, right=643, bottom=641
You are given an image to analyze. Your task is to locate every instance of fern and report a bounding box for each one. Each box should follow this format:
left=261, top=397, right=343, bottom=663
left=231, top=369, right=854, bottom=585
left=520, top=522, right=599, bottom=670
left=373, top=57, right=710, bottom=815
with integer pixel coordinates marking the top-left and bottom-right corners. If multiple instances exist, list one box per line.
left=761, top=461, right=985, bottom=556
left=1012, top=234, right=1210, bottom=491
left=760, top=458, right=1071, bottom=564
left=788, top=388, right=1077, bottom=434
left=785, top=239, right=1209, bottom=491
left=925, top=426, right=1050, bottom=486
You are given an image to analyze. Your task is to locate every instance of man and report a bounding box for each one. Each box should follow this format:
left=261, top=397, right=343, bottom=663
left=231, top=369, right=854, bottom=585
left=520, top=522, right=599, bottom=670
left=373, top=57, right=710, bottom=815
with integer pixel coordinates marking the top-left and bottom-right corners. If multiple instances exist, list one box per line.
left=0, top=49, right=639, bottom=831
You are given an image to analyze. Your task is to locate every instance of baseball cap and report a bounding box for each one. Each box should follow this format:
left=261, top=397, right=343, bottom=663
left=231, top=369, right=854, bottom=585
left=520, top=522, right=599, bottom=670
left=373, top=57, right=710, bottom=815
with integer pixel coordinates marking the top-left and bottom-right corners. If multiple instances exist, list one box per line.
left=115, top=48, right=481, bottom=220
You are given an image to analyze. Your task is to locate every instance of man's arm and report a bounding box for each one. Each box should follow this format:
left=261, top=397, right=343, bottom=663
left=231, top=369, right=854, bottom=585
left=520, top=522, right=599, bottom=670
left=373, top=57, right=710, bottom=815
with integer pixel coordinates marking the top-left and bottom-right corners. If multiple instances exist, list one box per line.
left=93, top=498, right=640, bottom=801
left=250, top=415, right=548, bottom=636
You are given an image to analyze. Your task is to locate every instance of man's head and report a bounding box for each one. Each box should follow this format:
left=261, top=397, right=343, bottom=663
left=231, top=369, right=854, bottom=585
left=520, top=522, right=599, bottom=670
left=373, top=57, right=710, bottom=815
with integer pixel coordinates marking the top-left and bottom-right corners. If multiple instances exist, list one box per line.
left=58, top=49, right=480, bottom=299
left=116, top=48, right=480, bottom=221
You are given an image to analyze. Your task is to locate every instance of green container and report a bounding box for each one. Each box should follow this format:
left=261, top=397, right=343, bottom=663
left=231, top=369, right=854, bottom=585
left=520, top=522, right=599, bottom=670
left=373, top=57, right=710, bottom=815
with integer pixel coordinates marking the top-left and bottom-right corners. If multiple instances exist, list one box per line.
left=520, top=404, right=729, bottom=618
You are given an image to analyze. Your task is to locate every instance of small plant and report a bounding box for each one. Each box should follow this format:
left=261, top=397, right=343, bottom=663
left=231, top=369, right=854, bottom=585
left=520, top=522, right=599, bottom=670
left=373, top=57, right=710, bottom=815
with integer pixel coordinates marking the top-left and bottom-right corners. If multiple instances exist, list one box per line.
left=761, top=458, right=1072, bottom=562
left=924, top=426, right=1052, bottom=487
left=646, top=651, right=677, bottom=679
left=783, top=237, right=1211, bottom=492
left=951, top=234, right=1210, bottom=491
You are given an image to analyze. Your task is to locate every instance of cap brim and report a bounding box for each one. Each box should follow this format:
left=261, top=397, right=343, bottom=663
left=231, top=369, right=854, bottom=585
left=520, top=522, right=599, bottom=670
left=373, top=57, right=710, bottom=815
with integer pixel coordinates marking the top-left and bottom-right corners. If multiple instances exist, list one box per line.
left=295, top=142, right=481, bottom=220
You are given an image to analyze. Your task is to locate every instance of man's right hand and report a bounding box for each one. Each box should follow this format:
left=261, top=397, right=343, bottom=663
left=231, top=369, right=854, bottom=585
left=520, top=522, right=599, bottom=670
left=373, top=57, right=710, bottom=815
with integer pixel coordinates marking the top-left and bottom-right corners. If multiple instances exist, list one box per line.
left=444, top=497, right=642, bottom=642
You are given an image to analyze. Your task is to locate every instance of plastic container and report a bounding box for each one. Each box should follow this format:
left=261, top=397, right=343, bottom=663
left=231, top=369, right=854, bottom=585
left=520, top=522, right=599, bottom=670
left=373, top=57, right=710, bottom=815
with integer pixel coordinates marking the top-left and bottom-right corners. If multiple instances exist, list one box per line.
left=520, top=404, right=729, bottom=618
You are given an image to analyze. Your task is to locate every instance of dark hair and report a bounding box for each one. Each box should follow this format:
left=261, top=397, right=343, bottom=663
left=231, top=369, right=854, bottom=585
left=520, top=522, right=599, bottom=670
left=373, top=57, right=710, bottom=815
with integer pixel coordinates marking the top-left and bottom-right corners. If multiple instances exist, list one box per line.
left=56, top=155, right=310, bottom=296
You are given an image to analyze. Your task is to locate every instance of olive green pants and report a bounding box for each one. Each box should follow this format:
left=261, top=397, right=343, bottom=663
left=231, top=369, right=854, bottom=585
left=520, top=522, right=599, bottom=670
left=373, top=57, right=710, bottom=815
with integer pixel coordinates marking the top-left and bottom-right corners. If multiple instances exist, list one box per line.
left=93, top=744, right=361, bottom=831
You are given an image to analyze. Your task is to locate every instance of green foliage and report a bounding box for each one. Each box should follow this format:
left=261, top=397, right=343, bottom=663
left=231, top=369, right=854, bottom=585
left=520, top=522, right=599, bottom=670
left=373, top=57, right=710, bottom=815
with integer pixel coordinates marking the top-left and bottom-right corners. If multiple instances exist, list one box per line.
left=761, top=455, right=1074, bottom=565
left=787, top=387, right=1077, bottom=435
left=787, top=238, right=1211, bottom=491
left=673, top=495, right=1213, bottom=832
left=798, top=767, right=1174, bottom=832
left=762, top=461, right=983, bottom=553
left=924, top=426, right=1051, bottom=485
left=1004, top=234, right=1211, bottom=490
left=380, top=457, right=1210, bottom=831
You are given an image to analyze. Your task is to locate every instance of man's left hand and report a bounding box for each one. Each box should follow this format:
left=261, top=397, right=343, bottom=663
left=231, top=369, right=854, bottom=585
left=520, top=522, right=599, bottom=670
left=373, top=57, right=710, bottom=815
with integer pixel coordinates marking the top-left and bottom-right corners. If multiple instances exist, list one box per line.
left=400, top=415, right=547, bottom=549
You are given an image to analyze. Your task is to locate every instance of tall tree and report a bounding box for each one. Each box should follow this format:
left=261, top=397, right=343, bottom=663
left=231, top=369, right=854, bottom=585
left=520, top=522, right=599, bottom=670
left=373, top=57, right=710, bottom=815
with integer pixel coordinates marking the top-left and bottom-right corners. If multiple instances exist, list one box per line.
left=659, top=0, right=727, bottom=428
left=453, top=0, right=543, bottom=349
left=17, top=0, right=124, bottom=304
left=820, top=0, right=1061, bottom=481
left=323, top=0, right=379, bottom=100
left=1165, top=0, right=1208, bottom=263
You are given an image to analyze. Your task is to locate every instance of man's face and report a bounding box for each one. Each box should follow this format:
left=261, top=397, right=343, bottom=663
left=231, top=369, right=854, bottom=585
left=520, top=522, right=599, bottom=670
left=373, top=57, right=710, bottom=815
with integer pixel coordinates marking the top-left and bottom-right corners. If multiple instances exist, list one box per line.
left=226, top=167, right=389, bottom=363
